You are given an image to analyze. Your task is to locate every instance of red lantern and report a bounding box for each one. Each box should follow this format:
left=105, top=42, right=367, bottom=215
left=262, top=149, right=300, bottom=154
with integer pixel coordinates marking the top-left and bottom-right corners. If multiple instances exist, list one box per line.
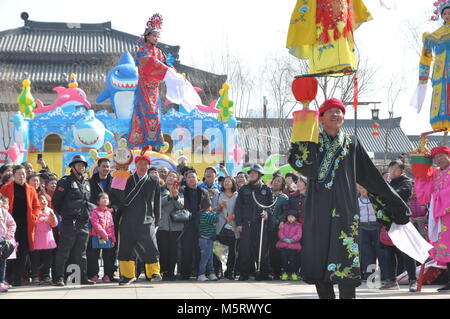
left=372, top=123, right=380, bottom=129
left=372, top=131, right=380, bottom=137
left=292, top=77, right=318, bottom=104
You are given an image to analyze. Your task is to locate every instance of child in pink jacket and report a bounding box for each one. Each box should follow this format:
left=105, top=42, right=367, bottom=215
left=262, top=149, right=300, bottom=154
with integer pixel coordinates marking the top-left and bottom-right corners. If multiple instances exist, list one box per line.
left=276, top=213, right=302, bottom=281
left=31, top=193, right=58, bottom=284
left=87, top=193, right=116, bottom=283
left=0, top=195, right=16, bottom=292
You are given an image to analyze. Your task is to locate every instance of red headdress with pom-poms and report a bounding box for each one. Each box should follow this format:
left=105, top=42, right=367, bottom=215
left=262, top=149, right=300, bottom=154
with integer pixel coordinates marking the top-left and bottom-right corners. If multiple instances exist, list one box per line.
left=135, top=145, right=152, bottom=165
left=431, top=0, right=450, bottom=21
left=144, top=13, right=163, bottom=35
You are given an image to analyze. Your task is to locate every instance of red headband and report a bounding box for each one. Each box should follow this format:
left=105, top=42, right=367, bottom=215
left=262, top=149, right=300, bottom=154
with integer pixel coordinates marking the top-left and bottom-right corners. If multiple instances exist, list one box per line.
left=319, top=98, right=346, bottom=116
left=431, top=146, right=450, bottom=159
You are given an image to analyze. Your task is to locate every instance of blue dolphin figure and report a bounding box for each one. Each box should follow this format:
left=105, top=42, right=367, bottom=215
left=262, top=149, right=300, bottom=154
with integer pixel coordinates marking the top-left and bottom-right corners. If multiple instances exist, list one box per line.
left=96, top=51, right=138, bottom=119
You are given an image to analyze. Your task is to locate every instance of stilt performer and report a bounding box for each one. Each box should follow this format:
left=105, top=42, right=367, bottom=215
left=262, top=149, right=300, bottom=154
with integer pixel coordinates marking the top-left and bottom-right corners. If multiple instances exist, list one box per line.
left=411, top=1, right=450, bottom=130
left=288, top=79, right=411, bottom=299
left=128, top=13, right=201, bottom=149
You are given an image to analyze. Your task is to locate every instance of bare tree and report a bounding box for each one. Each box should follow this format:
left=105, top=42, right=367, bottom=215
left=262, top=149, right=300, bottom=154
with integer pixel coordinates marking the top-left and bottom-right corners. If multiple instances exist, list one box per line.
left=383, top=73, right=405, bottom=164
left=263, top=53, right=379, bottom=118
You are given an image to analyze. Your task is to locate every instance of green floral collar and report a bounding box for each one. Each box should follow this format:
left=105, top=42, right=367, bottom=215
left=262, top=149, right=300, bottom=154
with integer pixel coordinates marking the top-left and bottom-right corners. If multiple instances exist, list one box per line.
left=318, top=131, right=352, bottom=189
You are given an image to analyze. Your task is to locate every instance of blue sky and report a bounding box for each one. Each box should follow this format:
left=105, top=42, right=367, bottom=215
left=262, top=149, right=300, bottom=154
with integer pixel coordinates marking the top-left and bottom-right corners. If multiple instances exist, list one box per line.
left=0, top=0, right=441, bottom=135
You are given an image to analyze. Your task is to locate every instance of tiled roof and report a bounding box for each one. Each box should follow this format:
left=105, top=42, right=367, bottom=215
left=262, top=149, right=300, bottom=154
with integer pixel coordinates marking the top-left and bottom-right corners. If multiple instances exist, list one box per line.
left=0, top=19, right=179, bottom=60
left=0, top=60, right=226, bottom=89
left=236, top=117, right=412, bottom=162
left=341, top=117, right=413, bottom=156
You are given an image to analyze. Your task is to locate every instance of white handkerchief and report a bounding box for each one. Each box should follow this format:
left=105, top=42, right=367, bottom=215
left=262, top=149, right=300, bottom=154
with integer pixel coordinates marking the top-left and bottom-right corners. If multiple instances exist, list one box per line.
left=388, top=222, right=434, bottom=264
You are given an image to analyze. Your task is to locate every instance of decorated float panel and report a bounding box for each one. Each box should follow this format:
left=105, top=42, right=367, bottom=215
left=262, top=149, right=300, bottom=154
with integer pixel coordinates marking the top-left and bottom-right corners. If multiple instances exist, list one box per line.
left=8, top=56, right=244, bottom=179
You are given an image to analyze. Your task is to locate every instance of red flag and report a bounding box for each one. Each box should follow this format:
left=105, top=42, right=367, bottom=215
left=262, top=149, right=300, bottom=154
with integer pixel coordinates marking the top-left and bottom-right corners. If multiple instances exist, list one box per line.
left=353, top=76, right=358, bottom=110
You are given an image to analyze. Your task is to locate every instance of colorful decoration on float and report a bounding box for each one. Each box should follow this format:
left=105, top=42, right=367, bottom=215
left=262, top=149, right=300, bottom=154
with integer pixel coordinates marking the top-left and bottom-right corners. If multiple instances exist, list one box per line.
left=242, top=154, right=296, bottom=183
left=216, top=83, right=234, bottom=122
left=227, top=144, right=246, bottom=166
left=69, top=109, right=115, bottom=150
left=34, top=74, right=91, bottom=114
left=0, top=143, right=27, bottom=164
left=10, top=112, right=29, bottom=164
left=90, top=138, right=133, bottom=190
left=96, top=51, right=138, bottom=119
left=17, top=79, right=37, bottom=119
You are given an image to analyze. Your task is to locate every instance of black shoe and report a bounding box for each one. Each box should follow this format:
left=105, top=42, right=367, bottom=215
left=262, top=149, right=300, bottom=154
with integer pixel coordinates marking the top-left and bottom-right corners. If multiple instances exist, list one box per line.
left=225, top=274, right=235, bottom=280
left=437, top=283, right=450, bottom=292
left=169, top=274, right=177, bottom=281
left=54, top=278, right=65, bottom=287
left=239, top=274, right=249, bottom=281
left=409, top=280, right=417, bottom=292
left=379, top=280, right=400, bottom=290
left=179, top=275, right=191, bottom=280
left=162, top=273, right=171, bottom=281
left=255, top=273, right=273, bottom=281
left=273, top=275, right=281, bottom=281
left=119, top=277, right=136, bottom=286
left=81, top=279, right=96, bottom=285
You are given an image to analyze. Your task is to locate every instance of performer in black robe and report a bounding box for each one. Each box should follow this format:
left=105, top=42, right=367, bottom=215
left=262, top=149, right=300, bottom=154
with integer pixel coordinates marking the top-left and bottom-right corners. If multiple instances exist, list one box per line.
left=288, top=98, right=410, bottom=299
left=117, top=153, right=161, bottom=285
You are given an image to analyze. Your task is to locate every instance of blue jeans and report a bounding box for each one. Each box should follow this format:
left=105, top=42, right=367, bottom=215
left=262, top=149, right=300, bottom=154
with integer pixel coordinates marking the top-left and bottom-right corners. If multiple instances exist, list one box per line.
left=0, top=259, right=6, bottom=283
left=198, top=237, right=214, bottom=276
left=360, top=225, right=387, bottom=280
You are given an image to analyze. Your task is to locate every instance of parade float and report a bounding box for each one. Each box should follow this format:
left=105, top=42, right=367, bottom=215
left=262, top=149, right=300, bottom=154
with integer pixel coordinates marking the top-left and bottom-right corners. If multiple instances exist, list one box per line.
left=7, top=58, right=244, bottom=178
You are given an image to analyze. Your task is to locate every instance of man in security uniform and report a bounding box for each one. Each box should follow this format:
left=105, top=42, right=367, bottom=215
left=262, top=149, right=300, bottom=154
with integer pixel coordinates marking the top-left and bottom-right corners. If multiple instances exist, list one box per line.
left=234, top=164, right=273, bottom=281
left=53, top=155, right=96, bottom=286
left=118, top=152, right=161, bottom=285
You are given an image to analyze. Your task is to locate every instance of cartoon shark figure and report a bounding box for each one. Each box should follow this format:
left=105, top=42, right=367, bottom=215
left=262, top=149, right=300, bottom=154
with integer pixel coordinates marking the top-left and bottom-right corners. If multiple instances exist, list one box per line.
left=34, top=86, right=91, bottom=114
left=96, top=51, right=138, bottom=119
left=10, top=112, right=29, bottom=163
left=70, top=110, right=114, bottom=150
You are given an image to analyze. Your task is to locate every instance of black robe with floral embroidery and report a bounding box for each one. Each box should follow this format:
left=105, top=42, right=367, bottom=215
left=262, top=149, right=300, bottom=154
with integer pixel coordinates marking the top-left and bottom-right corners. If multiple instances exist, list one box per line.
left=288, top=131, right=409, bottom=287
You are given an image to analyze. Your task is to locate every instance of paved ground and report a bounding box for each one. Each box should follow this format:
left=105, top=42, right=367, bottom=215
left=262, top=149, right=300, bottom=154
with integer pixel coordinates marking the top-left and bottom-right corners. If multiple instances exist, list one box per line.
left=1, top=279, right=449, bottom=299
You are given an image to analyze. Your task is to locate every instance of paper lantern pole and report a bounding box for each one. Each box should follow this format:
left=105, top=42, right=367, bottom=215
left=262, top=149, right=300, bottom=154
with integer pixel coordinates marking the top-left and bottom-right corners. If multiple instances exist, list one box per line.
left=290, top=76, right=319, bottom=144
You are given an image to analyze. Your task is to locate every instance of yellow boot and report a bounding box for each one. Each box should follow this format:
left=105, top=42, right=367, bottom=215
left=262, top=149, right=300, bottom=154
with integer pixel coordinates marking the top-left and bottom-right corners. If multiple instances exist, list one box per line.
left=119, top=260, right=137, bottom=285
left=145, top=262, right=162, bottom=281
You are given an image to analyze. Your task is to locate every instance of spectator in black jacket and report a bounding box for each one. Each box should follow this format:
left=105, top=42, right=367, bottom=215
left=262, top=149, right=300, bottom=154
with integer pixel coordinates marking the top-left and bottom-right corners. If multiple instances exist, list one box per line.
left=52, top=155, right=96, bottom=286
left=179, top=170, right=209, bottom=280
left=234, top=164, right=273, bottom=281
left=87, top=158, right=116, bottom=282
left=380, top=160, right=416, bottom=292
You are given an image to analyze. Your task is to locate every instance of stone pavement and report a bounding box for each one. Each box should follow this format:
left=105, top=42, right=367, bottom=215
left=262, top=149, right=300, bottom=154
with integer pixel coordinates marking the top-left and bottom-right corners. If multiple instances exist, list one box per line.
left=1, top=279, right=449, bottom=299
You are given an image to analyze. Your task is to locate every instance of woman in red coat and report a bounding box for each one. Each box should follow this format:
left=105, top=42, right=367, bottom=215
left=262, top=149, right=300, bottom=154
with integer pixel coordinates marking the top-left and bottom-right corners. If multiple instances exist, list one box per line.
left=0, top=165, right=40, bottom=286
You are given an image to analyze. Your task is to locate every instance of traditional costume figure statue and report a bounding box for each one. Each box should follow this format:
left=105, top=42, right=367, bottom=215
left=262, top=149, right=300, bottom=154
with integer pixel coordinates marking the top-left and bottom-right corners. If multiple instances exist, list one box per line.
left=288, top=98, right=410, bottom=299
left=128, top=14, right=201, bottom=149
left=117, top=149, right=161, bottom=285
left=286, top=0, right=372, bottom=76
left=414, top=146, right=450, bottom=292
left=411, top=1, right=450, bottom=130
